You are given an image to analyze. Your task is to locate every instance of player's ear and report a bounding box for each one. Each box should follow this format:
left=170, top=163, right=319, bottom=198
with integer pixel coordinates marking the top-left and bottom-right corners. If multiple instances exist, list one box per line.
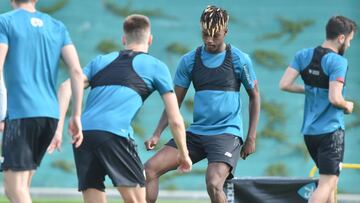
left=338, top=34, right=345, bottom=44
left=148, top=34, right=153, bottom=46
left=121, top=35, right=126, bottom=46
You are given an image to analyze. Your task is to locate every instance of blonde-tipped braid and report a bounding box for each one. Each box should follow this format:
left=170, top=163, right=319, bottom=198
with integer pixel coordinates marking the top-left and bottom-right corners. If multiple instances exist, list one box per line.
left=200, top=5, right=229, bottom=37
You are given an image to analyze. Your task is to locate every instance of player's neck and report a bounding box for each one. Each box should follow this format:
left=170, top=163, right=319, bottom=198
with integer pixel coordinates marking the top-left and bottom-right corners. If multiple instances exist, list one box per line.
left=125, top=44, right=149, bottom=53
left=15, top=3, right=36, bottom=13
left=321, top=40, right=339, bottom=54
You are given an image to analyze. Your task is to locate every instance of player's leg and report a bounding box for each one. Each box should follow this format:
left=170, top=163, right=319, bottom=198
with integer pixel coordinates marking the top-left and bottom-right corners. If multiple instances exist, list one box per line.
left=2, top=118, right=57, bottom=203
left=309, top=174, right=338, bottom=203
left=144, top=145, right=179, bottom=203
left=326, top=178, right=338, bottom=203
left=73, top=131, right=108, bottom=203
left=4, top=170, right=32, bottom=203
left=206, top=163, right=231, bottom=203
left=203, top=134, right=242, bottom=203
left=145, top=133, right=205, bottom=203
left=305, top=129, right=344, bottom=203
left=96, top=133, right=148, bottom=203
left=117, top=186, right=146, bottom=203
left=82, top=189, right=106, bottom=203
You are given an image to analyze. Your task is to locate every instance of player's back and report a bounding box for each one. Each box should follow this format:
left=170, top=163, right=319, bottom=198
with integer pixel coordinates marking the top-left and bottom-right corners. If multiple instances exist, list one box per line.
left=0, top=8, right=72, bottom=120
left=82, top=51, right=173, bottom=139
left=291, top=47, right=348, bottom=134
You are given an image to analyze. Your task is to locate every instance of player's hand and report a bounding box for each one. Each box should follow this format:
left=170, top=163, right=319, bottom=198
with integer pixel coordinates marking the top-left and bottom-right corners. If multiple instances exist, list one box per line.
left=144, top=135, right=160, bottom=151
left=48, top=129, right=62, bottom=154
left=177, top=152, right=192, bottom=173
left=344, top=101, right=354, bottom=114
left=68, top=116, right=83, bottom=148
left=240, top=138, right=255, bottom=160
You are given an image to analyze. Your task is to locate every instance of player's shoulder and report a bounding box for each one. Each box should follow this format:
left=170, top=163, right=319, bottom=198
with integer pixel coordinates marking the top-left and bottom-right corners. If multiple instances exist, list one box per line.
left=176, top=47, right=198, bottom=69
left=182, top=47, right=197, bottom=60
left=96, top=52, right=119, bottom=62
left=230, top=44, right=251, bottom=64
left=0, top=10, right=12, bottom=18
left=0, top=9, right=18, bottom=21
left=88, top=52, right=118, bottom=69
left=325, top=52, right=346, bottom=61
left=295, top=47, right=314, bottom=57
left=40, top=12, right=66, bottom=28
left=136, top=53, right=168, bottom=68
left=324, top=52, right=347, bottom=67
left=132, top=53, right=171, bottom=78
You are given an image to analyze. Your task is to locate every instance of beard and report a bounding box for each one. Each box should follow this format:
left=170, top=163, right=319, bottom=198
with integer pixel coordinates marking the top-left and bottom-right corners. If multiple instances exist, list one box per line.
left=338, top=42, right=346, bottom=56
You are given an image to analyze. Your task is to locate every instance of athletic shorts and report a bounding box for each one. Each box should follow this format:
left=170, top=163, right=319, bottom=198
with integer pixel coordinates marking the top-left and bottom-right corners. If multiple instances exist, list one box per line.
left=1, top=117, right=58, bottom=171
left=73, top=130, right=145, bottom=191
left=166, top=132, right=243, bottom=179
left=304, top=129, right=345, bottom=176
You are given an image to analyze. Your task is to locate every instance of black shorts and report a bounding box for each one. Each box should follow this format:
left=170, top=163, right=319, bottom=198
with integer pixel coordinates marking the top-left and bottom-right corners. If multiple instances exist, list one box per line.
left=73, top=130, right=145, bottom=191
left=1, top=117, right=58, bottom=171
left=166, top=132, right=243, bottom=179
left=304, top=129, right=345, bottom=176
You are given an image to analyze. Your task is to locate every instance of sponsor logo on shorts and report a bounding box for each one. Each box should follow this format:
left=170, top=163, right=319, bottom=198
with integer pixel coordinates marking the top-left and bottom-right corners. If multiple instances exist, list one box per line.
left=339, top=162, right=343, bottom=171
left=297, top=182, right=316, bottom=200
left=224, top=152, right=232, bottom=158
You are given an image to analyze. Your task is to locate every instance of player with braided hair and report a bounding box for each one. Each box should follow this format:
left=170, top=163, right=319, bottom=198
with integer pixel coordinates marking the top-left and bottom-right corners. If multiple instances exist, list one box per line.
left=200, top=5, right=229, bottom=38
left=144, top=5, right=260, bottom=203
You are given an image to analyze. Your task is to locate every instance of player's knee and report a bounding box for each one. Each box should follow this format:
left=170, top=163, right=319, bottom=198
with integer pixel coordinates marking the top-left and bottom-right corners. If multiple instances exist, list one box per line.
left=122, top=193, right=145, bottom=203
left=146, top=195, right=157, bottom=203
left=144, top=161, right=157, bottom=180
left=135, top=194, right=146, bottom=203
left=206, top=178, right=223, bottom=193
left=4, top=185, right=24, bottom=200
left=324, top=181, right=337, bottom=192
left=319, top=176, right=338, bottom=189
left=4, top=187, right=12, bottom=200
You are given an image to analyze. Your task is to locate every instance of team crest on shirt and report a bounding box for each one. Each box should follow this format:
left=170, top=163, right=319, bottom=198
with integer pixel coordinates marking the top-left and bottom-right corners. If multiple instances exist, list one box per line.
left=30, top=17, right=44, bottom=27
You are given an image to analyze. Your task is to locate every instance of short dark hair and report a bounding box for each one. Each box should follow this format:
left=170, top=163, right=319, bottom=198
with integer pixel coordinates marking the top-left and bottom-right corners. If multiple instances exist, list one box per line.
left=13, top=0, right=31, bottom=3
left=200, top=5, right=229, bottom=37
left=123, top=14, right=150, bottom=44
left=326, top=16, right=357, bottom=40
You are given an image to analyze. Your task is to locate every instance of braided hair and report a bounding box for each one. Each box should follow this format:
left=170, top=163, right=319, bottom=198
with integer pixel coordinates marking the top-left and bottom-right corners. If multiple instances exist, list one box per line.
left=200, top=5, right=229, bottom=37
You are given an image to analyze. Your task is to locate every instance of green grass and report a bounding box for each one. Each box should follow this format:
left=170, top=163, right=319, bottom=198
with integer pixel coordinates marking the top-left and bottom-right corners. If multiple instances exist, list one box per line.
left=0, top=197, right=207, bottom=203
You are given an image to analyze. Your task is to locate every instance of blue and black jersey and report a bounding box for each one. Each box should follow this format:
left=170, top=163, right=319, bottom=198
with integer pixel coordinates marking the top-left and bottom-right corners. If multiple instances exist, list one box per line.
left=81, top=51, right=173, bottom=139
left=174, top=44, right=257, bottom=139
left=290, top=47, right=348, bottom=135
